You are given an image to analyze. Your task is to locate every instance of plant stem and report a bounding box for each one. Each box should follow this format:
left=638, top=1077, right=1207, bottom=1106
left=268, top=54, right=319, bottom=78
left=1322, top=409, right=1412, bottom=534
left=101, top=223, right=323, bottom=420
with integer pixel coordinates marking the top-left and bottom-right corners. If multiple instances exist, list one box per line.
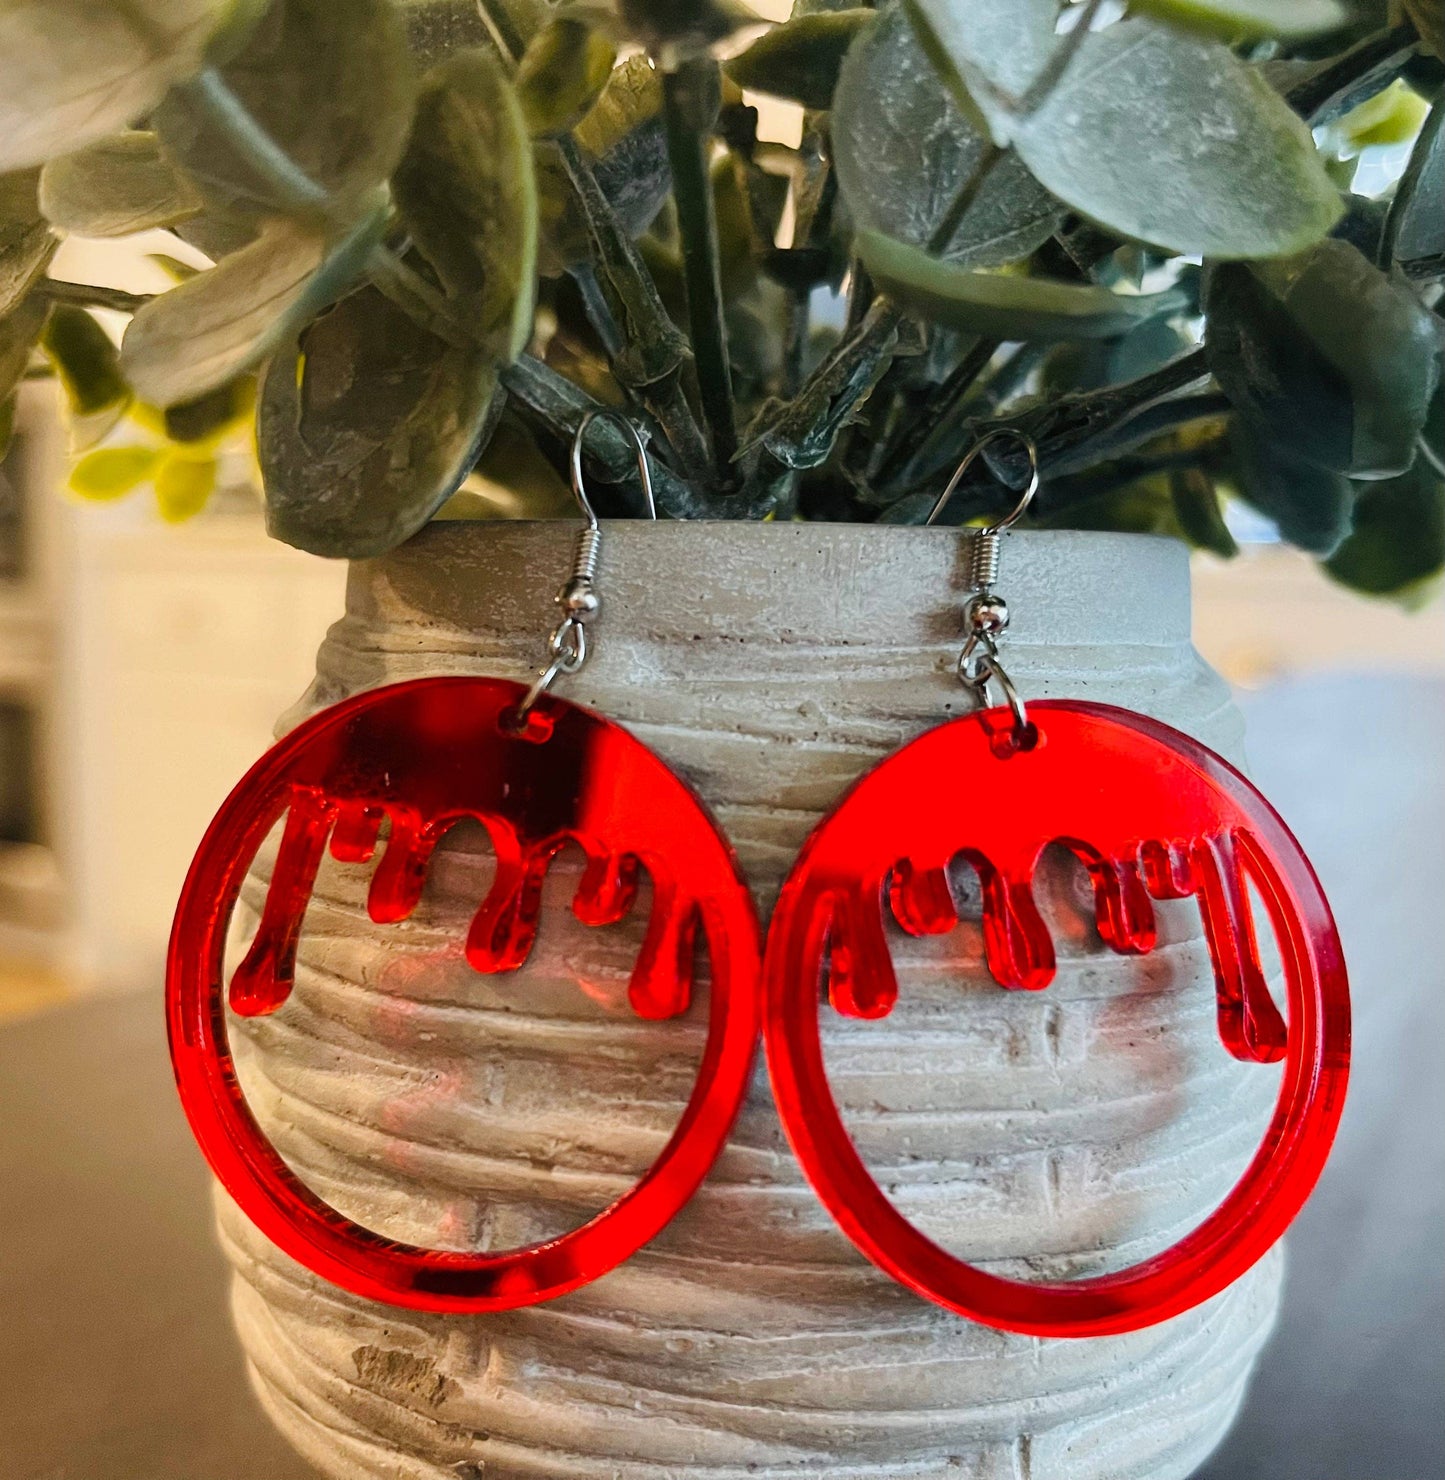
left=556, top=136, right=717, bottom=497
left=879, top=334, right=999, bottom=483
left=567, top=263, right=624, bottom=357
left=1016, top=0, right=1108, bottom=116
left=660, top=57, right=738, bottom=480
left=474, top=0, right=527, bottom=66
left=36, top=279, right=154, bottom=314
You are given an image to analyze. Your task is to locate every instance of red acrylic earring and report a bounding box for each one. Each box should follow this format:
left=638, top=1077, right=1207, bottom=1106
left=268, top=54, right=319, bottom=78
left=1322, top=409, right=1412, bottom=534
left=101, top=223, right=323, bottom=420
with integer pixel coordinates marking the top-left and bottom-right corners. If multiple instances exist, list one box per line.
left=167, top=415, right=761, bottom=1313
left=763, top=431, right=1350, bottom=1338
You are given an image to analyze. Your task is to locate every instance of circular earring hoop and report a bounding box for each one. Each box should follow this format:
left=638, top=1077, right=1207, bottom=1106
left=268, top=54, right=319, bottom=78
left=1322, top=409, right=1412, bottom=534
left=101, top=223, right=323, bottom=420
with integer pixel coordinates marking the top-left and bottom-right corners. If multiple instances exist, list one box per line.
left=763, top=701, right=1349, bottom=1338
left=169, top=676, right=761, bottom=1312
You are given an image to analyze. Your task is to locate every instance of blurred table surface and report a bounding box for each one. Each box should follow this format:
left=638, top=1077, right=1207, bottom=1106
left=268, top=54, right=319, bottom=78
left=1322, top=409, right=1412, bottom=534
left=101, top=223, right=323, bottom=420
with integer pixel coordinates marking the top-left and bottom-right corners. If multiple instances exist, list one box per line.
left=1, top=672, right=1441, bottom=1480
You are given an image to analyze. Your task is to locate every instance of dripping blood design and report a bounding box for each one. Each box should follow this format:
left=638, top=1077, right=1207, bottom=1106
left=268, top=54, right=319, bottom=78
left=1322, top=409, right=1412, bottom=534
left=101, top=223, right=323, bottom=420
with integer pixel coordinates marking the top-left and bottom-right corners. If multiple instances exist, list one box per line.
left=787, top=702, right=1306, bottom=1065
left=229, top=680, right=718, bottom=1025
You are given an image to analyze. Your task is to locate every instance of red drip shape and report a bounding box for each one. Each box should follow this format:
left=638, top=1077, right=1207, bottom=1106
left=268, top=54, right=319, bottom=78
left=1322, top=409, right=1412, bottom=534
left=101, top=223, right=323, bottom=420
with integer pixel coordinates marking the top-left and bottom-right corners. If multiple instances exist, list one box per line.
left=764, top=700, right=1350, bottom=1337
left=168, top=677, right=761, bottom=1312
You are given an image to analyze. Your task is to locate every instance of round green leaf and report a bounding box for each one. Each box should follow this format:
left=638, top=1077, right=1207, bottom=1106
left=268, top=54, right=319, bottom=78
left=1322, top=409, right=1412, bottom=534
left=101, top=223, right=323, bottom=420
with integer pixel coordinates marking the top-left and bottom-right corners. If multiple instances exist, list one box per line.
left=0, top=0, right=256, bottom=171
left=392, top=49, right=539, bottom=361
left=857, top=228, right=1185, bottom=340
left=154, top=0, right=417, bottom=222
left=121, top=210, right=384, bottom=406
left=516, top=18, right=616, bottom=137
left=1325, top=462, right=1445, bottom=601
left=1129, top=0, right=1347, bottom=41
left=1205, top=240, right=1443, bottom=478
left=725, top=9, right=873, bottom=111
left=39, top=132, right=203, bottom=238
left=1227, top=417, right=1353, bottom=554
left=834, top=8, right=1061, bottom=268
left=907, top=0, right=1343, bottom=259
left=0, top=170, right=56, bottom=316
left=258, top=284, right=503, bottom=557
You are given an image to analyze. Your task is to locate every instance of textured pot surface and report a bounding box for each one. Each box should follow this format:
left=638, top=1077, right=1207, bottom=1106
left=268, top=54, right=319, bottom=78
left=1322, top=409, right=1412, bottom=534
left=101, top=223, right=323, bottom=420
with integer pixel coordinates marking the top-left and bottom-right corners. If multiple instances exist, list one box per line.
left=220, top=522, right=1283, bottom=1479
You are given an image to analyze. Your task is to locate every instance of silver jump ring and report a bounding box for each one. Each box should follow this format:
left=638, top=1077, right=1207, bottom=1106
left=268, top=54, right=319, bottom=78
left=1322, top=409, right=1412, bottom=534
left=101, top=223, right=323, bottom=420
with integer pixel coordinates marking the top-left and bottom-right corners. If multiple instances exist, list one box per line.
left=974, top=652, right=1031, bottom=745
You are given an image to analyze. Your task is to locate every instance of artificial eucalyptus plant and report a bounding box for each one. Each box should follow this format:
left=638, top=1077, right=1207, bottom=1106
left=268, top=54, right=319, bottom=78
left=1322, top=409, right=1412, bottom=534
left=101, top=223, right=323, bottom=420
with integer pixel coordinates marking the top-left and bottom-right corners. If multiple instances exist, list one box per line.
left=0, top=0, right=1442, bottom=597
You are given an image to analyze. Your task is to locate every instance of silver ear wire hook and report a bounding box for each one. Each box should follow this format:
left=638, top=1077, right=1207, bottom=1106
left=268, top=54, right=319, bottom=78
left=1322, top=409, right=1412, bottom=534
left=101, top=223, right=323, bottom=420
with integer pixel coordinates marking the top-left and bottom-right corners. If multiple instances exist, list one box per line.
left=931, top=429, right=1041, bottom=747
left=513, top=411, right=656, bottom=726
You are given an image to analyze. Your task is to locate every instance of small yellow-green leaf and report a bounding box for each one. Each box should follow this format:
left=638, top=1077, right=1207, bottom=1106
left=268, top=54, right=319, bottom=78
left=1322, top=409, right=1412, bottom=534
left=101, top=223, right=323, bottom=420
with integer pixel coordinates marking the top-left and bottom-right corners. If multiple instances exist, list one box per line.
left=516, top=18, right=616, bottom=137
left=155, top=0, right=417, bottom=222
left=1338, top=80, right=1430, bottom=150
left=39, top=132, right=203, bottom=238
left=857, top=229, right=1184, bottom=340
left=69, top=445, right=162, bottom=500
left=0, top=169, right=57, bottom=316
left=392, top=49, right=538, bottom=361
left=41, top=306, right=128, bottom=415
left=725, top=9, right=873, bottom=111
left=0, top=394, right=16, bottom=459
left=154, top=450, right=218, bottom=521
left=1130, top=0, right=1347, bottom=42
left=1170, top=466, right=1238, bottom=557
left=0, top=0, right=256, bottom=171
left=120, top=210, right=384, bottom=406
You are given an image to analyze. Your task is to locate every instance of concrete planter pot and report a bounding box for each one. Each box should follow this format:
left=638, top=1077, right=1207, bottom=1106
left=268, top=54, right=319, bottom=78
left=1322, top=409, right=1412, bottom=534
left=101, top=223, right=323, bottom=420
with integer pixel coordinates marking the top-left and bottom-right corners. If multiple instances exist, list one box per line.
left=220, top=521, right=1281, bottom=1479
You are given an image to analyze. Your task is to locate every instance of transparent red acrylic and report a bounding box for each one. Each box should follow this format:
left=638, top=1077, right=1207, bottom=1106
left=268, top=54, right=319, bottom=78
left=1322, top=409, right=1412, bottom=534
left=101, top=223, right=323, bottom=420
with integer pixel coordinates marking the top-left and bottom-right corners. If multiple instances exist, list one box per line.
left=167, top=676, right=762, bottom=1313
left=764, top=700, right=1350, bottom=1337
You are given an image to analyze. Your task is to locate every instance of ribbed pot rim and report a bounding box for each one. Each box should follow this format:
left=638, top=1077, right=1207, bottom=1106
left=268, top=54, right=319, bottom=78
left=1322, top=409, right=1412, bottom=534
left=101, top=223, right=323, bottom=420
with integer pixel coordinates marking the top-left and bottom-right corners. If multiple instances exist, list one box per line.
left=368, top=522, right=1193, bottom=651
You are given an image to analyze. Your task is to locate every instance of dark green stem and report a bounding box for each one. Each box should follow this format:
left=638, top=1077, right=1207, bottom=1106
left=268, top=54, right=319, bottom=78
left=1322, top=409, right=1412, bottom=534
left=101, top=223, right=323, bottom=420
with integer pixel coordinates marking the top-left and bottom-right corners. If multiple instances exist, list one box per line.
left=660, top=57, right=737, bottom=480
left=36, top=279, right=154, bottom=314
left=1016, top=0, right=1107, bottom=115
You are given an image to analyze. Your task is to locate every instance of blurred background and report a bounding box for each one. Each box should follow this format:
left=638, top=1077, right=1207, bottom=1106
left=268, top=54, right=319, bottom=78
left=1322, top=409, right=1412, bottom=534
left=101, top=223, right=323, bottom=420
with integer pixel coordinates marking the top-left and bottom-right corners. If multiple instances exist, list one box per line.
left=2, top=209, right=1442, bottom=1480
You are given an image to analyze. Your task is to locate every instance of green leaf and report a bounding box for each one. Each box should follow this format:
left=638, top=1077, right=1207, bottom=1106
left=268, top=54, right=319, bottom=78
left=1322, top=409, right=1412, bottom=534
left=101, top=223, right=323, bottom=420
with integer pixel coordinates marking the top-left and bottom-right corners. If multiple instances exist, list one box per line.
left=857, top=229, right=1185, bottom=340
left=0, top=170, right=56, bottom=316
left=258, top=283, right=502, bottom=557
left=41, top=306, right=129, bottom=415
left=1129, top=0, right=1347, bottom=41
left=1325, top=462, right=1445, bottom=600
left=535, top=55, right=669, bottom=275
left=121, top=210, right=384, bottom=406
left=1170, top=466, right=1237, bottom=556
left=154, top=450, right=218, bottom=520
left=516, top=18, right=616, bottom=137
left=907, top=1, right=1343, bottom=258
left=1227, top=417, right=1354, bottom=554
left=1337, top=78, right=1429, bottom=149
left=1382, top=100, right=1444, bottom=279
left=0, top=0, right=256, bottom=171
left=1205, top=239, right=1443, bottom=478
left=725, top=9, right=873, bottom=111
left=0, top=294, right=47, bottom=404
left=68, top=445, right=162, bottom=501
left=39, top=132, right=203, bottom=238
left=162, top=376, right=255, bottom=443
left=834, top=8, right=1061, bottom=267
left=392, top=50, right=539, bottom=361
left=154, top=0, right=417, bottom=222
